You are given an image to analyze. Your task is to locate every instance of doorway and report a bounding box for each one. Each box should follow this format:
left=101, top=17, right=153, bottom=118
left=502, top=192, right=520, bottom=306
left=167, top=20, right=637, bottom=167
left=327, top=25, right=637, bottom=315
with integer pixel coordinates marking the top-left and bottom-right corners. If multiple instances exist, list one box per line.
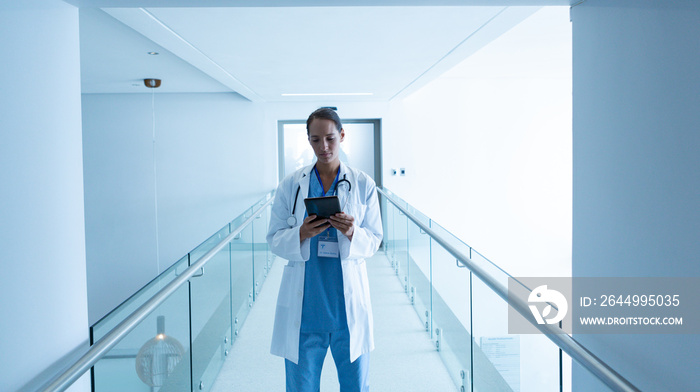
left=277, top=119, right=382, bottom=187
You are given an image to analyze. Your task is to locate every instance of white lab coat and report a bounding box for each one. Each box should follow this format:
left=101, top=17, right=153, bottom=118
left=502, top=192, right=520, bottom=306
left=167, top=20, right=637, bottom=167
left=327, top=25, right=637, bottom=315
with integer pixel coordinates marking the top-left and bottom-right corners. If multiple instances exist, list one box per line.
left=267, top=162, right=383, bottom=364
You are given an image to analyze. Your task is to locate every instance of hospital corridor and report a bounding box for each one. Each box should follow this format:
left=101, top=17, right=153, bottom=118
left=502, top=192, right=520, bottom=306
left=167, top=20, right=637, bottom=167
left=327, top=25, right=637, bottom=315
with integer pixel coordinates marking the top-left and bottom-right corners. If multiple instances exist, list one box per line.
left=209, top=252, right=455, bottom=392
left=4, top=1, right=698, bottom=392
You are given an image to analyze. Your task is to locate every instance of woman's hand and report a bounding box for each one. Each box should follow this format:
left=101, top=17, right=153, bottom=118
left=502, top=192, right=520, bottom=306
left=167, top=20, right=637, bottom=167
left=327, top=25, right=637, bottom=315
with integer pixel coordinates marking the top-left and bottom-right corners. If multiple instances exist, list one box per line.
left=329, top=213, right=355, bottom=240
left=299, top=215, right=330, bottom=242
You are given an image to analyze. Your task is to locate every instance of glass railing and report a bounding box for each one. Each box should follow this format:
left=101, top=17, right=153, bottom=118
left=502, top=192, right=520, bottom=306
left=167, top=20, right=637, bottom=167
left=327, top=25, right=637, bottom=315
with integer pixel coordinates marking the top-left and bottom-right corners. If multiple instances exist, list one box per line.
left=39, top=186, right=639, bottom=392
left=81, top=191, right=275, bottom=392
left=379, top=188, right=637, bottom=392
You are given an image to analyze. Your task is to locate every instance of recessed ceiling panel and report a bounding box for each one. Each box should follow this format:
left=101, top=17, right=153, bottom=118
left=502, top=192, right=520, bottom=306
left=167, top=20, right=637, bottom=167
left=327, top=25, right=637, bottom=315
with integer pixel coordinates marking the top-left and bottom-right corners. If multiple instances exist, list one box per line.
left=80, top=5, right=542, bottom=100
left=146, top=6, right=506, bottom=101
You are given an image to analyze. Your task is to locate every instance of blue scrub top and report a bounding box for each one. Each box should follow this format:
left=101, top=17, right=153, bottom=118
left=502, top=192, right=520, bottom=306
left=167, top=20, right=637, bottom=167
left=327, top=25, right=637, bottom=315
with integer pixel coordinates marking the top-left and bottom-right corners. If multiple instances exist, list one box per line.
left=300, top=168, right=348, bottom=333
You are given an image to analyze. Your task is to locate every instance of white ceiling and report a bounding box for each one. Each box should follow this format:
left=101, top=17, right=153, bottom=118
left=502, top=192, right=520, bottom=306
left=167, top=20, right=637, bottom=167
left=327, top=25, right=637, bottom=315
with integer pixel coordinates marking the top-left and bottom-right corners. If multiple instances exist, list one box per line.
left=77, top=1, right=568, bottom=101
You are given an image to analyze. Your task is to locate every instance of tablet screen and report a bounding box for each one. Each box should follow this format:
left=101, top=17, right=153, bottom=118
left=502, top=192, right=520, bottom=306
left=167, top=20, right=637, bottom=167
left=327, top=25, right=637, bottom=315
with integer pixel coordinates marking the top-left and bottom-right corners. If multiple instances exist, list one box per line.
left=304, top=196, right=341, bottom=219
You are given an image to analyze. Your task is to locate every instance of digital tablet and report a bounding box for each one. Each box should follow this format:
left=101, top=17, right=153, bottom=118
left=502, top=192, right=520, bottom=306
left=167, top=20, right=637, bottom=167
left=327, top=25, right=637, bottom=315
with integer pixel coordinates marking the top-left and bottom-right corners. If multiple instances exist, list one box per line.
left=304, top=196, right=342, bottom=220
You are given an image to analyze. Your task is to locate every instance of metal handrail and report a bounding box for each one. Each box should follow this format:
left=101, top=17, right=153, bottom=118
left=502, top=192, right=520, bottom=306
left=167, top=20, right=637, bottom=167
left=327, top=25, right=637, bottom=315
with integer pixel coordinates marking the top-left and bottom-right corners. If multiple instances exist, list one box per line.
left=377, top=188, right=640, bottom=392
left=42, top=195, right=275, bottom=392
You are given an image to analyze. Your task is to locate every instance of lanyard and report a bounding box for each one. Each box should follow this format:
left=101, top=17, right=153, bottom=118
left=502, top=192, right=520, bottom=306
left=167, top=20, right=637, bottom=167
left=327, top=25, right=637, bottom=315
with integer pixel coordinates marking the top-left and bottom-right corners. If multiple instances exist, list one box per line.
left=313, top=166, right=340, bottom=197
left=313, top=166, right=340, bottom=239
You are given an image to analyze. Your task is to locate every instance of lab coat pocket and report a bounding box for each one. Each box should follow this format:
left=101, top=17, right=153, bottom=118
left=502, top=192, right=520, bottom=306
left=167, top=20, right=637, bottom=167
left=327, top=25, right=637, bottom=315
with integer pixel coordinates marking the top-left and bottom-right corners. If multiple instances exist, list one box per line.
left=277, top=264, right=301, bottom=308
left=343, top=259, right=368, bottom=308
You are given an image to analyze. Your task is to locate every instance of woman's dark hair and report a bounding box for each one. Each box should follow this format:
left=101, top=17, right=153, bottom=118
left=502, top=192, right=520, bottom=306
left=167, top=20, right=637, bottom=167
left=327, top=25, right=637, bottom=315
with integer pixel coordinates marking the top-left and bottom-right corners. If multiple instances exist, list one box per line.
left=306, top=107, right=342, bottom=134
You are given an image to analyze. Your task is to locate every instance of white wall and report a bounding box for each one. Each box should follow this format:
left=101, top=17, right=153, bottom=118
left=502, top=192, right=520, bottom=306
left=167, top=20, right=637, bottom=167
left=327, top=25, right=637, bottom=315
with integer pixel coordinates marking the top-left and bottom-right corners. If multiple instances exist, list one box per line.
left=82, top=92, right=275, bottom=324
left=571, top=1, right=700, bottom=391
left=0, top=1, right=90, bottom=391
left=381, top=9, right=572, bottom=391
left=385, top=6, right=572, bottom=279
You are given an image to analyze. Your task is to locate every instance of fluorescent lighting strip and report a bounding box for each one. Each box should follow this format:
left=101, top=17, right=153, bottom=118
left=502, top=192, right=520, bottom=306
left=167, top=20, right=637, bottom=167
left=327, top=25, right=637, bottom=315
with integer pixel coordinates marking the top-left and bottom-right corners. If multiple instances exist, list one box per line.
left=281, top=92, right=373, bottom=97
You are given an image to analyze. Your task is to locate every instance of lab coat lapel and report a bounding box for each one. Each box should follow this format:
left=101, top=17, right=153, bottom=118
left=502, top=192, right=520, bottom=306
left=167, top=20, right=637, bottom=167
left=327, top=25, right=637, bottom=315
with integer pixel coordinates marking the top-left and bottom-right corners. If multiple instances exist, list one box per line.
left=339, top=161, right=353, bottom=179
left=296, top=165, right=313, bottom=219
left=338, top=162, right=353, bottom=212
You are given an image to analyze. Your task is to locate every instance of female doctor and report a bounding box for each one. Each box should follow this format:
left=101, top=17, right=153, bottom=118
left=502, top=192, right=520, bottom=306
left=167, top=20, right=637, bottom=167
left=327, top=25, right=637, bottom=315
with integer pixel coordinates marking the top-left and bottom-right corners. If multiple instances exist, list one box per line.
left=267, top=108, right=383, bottom=392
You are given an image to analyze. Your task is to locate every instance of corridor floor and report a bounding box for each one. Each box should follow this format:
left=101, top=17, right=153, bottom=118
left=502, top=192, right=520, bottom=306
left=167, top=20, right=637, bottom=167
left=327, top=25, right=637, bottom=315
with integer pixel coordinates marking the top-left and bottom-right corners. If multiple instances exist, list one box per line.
left=210, top=252, right=457, bottom=392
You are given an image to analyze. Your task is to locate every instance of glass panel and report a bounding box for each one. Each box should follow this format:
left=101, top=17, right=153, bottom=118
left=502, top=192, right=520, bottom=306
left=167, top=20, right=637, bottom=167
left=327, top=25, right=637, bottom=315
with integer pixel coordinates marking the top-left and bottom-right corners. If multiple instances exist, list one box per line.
left=189, top=225, right=233, bottom=392
left=430, top=220, right=472, bottom=258
left=91, top=256, right=189, bottom=341
left=469, top=249, right=512, bottom=289
left=265, top=203, right=274, bottom=273
left=384, top=189, right=407, bottom=211
left=471, top=273, right=517, bottom=392
left=252, top=203, right=269, bottom=301
left=378, top=192, right=388, bottom=254
left=92, top=284, right=191, bottom=392
left=231, top=223, right=254, bottom=341
left=383, top=195, right=396, bottom=266
left=518, top=334, right=561, bottom=392
left=372, top=191, right=569, bottom=392
left=471, top=250, right=561, bottom=392
left=407, top=218, right=431, bottom=332
left=430, top=222, right=472, bottom=391
left=394, top=208, right=409, bottom=295
left=91, top=192, right=275, bottom=392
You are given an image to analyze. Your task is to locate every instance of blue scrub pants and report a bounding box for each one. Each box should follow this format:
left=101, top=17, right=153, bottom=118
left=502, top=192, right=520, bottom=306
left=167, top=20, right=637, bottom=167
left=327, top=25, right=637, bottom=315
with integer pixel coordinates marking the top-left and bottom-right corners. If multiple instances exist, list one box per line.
left=285, top=328, right=369, bottom=392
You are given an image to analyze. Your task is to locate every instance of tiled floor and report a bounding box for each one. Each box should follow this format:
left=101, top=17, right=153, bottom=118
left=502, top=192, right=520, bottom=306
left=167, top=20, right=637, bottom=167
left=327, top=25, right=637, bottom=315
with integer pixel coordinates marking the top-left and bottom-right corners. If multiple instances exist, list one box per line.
left=210, top=252, right=457, bottom=392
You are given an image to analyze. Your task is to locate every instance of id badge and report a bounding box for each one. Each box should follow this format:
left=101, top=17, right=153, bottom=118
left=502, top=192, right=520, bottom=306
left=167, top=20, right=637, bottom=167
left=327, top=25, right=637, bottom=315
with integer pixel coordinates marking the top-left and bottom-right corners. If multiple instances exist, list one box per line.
left=317, top=234, right=339, bottom=258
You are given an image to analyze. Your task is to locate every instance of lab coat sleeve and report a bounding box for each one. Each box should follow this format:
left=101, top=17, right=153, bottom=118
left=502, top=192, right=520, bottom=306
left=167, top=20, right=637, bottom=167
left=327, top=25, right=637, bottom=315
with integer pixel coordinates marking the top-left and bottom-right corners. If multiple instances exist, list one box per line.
left=339, top=179, right=383, bottom=260
left=266, top=179, right=311, bottom=262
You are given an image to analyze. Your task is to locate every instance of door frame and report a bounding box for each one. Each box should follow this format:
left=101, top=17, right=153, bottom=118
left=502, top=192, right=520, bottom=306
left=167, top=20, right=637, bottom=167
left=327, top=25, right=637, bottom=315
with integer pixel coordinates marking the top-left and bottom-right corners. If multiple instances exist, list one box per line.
left=277, top=118, right=383, bottom=187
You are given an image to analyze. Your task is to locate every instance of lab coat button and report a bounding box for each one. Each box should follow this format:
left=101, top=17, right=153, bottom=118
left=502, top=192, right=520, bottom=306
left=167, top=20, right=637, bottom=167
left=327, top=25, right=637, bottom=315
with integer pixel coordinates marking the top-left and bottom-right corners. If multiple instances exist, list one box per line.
left=297, top=290, right=302, bottom=297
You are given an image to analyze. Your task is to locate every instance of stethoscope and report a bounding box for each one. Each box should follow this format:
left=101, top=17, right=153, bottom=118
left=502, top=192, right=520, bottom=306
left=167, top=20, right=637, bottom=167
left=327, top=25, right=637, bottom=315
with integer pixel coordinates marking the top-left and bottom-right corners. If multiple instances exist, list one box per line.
left=286, top=172, right=352, bottom=227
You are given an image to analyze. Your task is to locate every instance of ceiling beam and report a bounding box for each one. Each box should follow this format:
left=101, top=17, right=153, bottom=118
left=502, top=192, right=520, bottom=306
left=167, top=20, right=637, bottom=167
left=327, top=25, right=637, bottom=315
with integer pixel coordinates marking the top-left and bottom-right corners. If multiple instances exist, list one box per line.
left=391, top=6, right=540, bottom=100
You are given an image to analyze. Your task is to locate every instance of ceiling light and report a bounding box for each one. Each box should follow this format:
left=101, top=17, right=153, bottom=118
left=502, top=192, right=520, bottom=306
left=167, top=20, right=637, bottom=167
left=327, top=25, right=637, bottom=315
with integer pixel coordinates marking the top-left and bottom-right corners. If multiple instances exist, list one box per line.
left=144, top=78, right=161, bottom=88
left=148, top=51, right=159, bottom=55
left=281, top=93, right=373, bottom=97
